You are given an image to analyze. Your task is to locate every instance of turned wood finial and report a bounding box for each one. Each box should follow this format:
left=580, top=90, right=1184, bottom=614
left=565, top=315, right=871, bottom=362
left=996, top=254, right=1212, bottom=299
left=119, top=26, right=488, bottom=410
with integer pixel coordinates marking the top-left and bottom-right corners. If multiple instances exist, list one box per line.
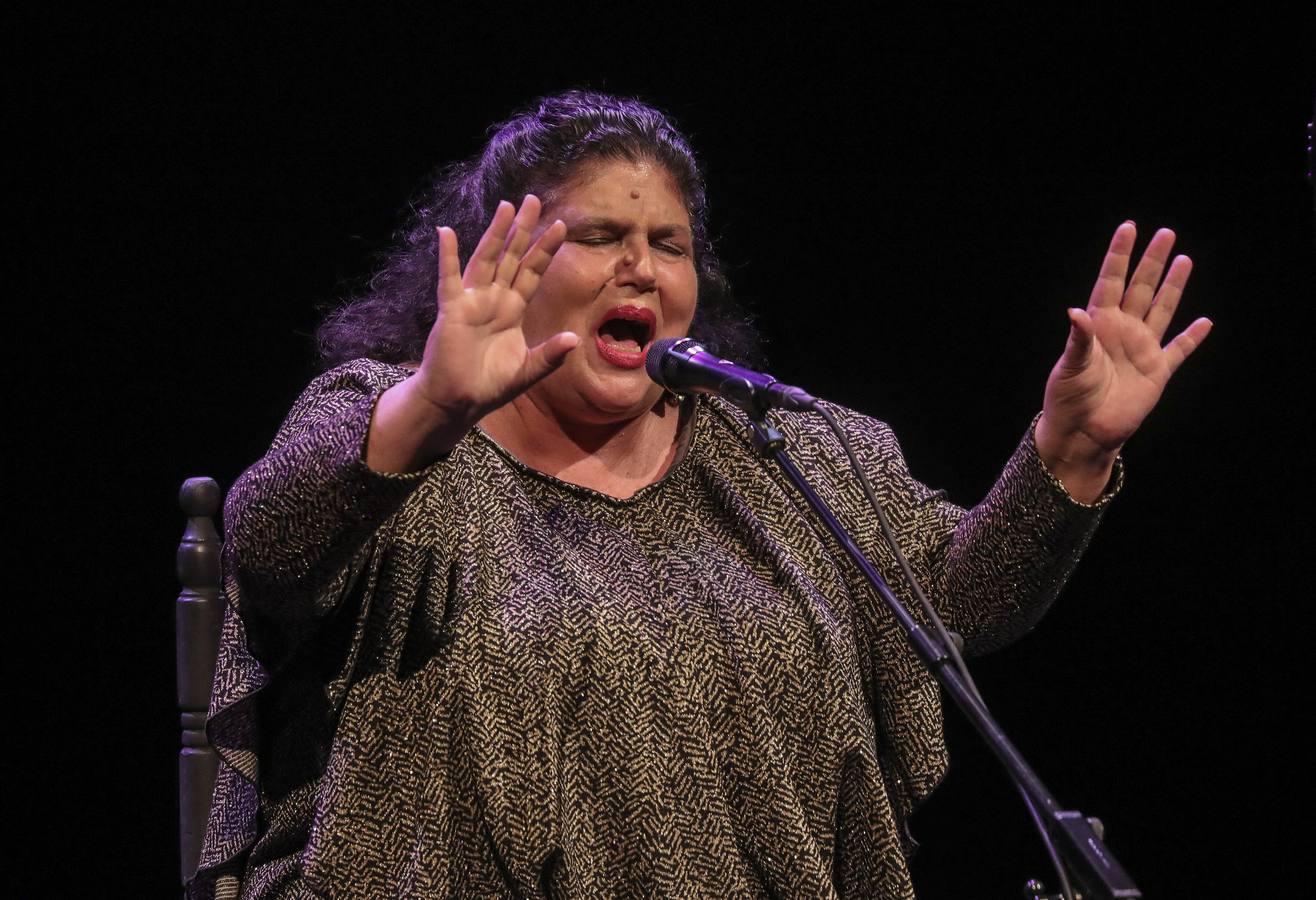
left=180, top=477, right=221, bottom=518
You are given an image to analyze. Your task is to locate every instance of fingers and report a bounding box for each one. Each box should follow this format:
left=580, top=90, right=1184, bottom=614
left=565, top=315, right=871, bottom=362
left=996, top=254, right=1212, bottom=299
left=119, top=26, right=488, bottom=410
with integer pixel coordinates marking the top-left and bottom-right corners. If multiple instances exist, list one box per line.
left=435, top=195, right=562, bottom=309
left=1163, top=316, right=1213, bottom=374
left=1089, top=222, right=1137, bottom=309
left=512, top=220, right=567, bottom=297
left=464, top=195, right=553, bottom=291
left=436, top=226, right=462, bottom=306
left=1144, top=254, right=1193, bottom=340
left=463, top=200, right=516, bottom=288
left=1090, top=222, right=1197, bottom=342
left=1121, top=227, right=1177, bottom=319
left=492, top=196, right=543, bottom=287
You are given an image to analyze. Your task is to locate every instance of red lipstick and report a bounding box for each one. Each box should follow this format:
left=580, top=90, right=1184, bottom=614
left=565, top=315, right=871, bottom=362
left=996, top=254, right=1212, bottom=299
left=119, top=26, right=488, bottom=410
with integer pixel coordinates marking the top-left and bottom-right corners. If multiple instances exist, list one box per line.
left=593, top=305, right=656, bottom=370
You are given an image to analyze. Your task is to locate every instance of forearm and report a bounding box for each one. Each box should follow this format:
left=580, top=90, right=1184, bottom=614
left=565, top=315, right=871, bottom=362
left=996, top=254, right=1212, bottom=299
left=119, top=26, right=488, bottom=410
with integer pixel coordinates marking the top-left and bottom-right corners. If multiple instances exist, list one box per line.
left=930, top=420, right=1119, bottom=654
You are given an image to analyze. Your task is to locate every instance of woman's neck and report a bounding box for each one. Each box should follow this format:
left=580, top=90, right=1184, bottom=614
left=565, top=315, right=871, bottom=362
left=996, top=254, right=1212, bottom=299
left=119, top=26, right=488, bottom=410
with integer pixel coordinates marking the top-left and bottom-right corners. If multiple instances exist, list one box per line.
left=478, top=395, right=685, bottom=499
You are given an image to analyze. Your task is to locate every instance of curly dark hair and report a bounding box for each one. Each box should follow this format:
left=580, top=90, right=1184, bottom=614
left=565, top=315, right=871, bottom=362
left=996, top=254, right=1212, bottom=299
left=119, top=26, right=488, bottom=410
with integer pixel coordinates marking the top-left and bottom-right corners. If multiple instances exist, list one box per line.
left=317, top=90, right=759, bottom=368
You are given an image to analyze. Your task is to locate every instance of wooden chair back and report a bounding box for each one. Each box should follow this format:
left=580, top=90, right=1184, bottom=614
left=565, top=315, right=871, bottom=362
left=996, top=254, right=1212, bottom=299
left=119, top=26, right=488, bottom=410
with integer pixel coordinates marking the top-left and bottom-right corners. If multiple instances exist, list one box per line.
left=176, top=477, right=223, bottom=887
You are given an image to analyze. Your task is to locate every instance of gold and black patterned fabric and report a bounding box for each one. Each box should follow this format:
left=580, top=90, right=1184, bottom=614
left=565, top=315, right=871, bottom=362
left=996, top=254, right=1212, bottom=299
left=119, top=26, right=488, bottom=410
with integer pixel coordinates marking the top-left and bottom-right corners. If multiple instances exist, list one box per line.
left=190, top=359, right=1119, bottom=899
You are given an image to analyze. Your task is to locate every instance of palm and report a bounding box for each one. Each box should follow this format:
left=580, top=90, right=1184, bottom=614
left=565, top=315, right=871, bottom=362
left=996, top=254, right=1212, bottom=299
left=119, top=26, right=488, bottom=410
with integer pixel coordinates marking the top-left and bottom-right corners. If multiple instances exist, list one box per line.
left=433, top=286, right=539, bottom=405
left=1042, top=223, right=1213, bottom=454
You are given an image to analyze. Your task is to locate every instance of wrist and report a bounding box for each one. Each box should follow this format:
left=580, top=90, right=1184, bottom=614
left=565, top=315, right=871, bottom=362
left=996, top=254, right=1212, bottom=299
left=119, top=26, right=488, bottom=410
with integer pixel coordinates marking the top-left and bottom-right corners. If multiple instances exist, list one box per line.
left=1034, top=413, right=1120, bottom=504
left=366, top=377, right=474, bottom=473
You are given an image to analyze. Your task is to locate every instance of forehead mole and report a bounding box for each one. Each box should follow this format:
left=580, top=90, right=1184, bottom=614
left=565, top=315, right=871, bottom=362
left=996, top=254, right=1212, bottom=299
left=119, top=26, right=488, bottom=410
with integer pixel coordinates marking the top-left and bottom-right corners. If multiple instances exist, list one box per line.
left=630, top=190, right=641, bottom=199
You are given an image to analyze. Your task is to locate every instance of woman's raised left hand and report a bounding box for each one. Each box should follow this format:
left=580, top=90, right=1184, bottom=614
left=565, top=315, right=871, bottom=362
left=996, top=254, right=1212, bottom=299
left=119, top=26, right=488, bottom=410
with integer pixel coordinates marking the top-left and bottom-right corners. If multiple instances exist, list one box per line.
left=1035, top=222, right=1213, bottom=502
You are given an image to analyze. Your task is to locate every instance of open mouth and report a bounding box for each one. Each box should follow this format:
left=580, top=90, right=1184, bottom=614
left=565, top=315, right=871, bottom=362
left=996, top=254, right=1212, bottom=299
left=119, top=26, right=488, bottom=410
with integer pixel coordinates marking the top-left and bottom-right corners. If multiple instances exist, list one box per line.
left=594, top=306, right=656, bottom=369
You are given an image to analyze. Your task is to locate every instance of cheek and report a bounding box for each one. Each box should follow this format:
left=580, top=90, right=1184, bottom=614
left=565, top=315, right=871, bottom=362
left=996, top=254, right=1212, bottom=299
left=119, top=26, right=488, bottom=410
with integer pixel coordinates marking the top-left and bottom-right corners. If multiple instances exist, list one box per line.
left=666, top=269, right=700, bottom=329
left=525, top=257, right=597, bottom=337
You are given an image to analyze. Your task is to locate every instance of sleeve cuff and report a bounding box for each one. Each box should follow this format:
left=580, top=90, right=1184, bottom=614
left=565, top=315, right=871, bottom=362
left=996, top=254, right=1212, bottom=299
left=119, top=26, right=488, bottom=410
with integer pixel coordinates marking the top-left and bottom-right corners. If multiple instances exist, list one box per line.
left=1024, top=412, right=1124, bottom=510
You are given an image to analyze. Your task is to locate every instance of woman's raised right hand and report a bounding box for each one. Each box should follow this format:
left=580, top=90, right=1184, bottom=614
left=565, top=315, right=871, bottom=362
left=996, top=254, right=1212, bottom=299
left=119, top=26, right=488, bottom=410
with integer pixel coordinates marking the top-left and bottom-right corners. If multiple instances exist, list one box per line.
left=367, top=196, right=577, bottom=472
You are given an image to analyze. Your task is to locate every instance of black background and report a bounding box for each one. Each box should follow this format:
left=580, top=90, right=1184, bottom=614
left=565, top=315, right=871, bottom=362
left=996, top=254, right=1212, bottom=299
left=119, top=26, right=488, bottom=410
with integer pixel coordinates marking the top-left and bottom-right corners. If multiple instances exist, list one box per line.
left=15, top=7, right=1315, bottom=897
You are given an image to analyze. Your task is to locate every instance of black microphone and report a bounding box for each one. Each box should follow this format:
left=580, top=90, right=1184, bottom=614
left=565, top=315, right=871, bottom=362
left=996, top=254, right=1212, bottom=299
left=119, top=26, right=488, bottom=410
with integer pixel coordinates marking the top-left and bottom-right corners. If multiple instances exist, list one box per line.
left=645, top=337, right=818, bottom=413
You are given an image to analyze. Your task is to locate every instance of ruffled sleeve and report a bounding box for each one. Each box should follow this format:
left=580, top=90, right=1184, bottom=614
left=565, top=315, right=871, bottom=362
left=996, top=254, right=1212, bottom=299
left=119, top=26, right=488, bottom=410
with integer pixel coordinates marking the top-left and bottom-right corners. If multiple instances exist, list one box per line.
left=187, top=359, right=447, bottom=898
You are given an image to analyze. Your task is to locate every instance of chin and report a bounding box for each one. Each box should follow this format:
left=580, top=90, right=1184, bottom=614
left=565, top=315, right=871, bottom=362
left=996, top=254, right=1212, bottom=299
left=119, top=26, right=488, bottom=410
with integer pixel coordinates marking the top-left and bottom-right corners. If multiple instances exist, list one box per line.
left=583, top=391, right=661, bottom=423
left=573, top=377, right=665, bottom=424
left=529, top=348, right=665, bottom=427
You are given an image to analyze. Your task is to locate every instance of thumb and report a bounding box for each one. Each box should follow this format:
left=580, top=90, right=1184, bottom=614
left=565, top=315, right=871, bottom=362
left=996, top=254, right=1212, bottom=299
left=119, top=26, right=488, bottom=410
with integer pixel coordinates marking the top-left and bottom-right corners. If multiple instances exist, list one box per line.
left=520, top=331, right=580, bottom=386
left=1059, top=307, right=1094, bottom=372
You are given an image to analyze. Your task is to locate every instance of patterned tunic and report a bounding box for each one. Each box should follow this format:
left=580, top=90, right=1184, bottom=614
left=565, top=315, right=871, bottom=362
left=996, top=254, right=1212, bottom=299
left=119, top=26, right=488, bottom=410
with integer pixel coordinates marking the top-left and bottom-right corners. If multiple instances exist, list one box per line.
left=191, top=359, right=1119, bottom=899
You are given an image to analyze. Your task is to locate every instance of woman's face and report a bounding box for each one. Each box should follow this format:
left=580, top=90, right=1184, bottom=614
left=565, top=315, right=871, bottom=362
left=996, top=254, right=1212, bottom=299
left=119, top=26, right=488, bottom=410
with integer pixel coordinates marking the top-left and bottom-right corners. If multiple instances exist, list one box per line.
left=519, top=158, right=698, bottom=426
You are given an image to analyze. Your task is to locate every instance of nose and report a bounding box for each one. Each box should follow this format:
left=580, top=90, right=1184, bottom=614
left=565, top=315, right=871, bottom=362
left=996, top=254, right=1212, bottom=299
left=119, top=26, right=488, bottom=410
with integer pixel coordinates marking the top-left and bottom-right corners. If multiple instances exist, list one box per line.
left=618, top=239, right=657, bottom=291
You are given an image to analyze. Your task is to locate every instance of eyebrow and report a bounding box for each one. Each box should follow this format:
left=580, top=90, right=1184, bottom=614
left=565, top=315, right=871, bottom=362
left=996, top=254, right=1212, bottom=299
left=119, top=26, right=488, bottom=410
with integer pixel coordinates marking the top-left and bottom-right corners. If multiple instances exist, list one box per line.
left=567, top=216, right=693, bottom=238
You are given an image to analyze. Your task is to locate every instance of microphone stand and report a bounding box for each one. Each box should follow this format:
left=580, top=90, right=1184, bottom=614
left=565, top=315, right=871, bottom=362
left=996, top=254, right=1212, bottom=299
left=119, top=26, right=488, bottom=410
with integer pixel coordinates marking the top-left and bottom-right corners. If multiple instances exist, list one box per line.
left=743, top=411, right=1142, bottom=899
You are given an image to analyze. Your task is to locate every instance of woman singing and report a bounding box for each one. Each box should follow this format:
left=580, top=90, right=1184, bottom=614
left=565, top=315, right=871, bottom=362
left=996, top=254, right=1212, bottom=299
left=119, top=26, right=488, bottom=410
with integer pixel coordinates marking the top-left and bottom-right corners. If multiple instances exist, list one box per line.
left=193, top=90, right=1211, bottom=898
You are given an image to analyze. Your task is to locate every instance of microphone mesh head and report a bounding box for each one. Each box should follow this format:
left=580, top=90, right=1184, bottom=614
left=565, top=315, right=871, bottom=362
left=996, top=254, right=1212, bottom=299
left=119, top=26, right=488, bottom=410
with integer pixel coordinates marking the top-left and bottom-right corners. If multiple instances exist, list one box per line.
left=645, top=337, right=681, bottom=385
